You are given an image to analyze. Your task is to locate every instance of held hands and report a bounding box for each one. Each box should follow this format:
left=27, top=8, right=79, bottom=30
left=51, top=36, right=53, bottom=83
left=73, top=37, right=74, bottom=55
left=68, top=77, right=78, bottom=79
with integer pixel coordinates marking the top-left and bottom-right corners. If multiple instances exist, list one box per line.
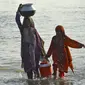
left=44, top=55, right=49, bottom=62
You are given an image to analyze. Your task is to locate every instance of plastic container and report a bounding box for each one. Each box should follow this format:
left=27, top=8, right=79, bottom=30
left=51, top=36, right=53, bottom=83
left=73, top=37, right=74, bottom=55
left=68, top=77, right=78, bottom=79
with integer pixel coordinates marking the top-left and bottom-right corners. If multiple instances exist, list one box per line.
left=20, top=3, right=36, bottom=17
left=39, top=60, right=52, bottom=77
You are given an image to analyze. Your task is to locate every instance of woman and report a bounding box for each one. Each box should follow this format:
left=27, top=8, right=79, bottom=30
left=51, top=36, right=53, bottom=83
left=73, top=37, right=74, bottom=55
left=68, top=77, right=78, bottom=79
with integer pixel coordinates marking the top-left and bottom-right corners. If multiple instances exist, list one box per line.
left=15, top=4, right=45, bottom=79
left=45, top=25, right=85, bottom=79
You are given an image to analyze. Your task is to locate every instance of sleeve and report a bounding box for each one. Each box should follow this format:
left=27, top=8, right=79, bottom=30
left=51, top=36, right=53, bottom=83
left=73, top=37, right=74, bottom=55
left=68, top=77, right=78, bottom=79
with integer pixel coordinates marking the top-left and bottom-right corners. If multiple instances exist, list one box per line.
left=15, top=12, right=23, bottom=33
left=65, top=35, right=84, bottom=48
left=46, top=38, right=54, bottom=57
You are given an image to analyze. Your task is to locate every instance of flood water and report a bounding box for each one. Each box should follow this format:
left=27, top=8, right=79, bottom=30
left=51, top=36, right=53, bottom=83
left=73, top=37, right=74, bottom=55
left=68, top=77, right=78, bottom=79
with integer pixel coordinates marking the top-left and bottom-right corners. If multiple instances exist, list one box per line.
left=0, top=0, right=85, bottom=85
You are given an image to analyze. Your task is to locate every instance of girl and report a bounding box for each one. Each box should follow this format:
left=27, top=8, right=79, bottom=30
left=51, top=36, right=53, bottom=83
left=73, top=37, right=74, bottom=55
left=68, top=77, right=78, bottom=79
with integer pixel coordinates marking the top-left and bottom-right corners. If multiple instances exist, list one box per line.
left=45, top=25, right=85, bottom=79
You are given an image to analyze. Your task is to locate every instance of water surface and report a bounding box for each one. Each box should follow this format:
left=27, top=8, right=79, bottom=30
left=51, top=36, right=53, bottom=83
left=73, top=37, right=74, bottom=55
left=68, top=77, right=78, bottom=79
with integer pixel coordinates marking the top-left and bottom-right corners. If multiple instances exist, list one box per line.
left=0, top=0, right=85, bottom=85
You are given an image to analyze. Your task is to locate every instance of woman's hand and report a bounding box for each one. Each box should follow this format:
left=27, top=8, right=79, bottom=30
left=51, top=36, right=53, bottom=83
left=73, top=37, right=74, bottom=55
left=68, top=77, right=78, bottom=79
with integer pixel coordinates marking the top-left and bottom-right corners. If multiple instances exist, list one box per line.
left=17, top=4, right=22, bottom=12
left=45, top=55, right=49, bottom=62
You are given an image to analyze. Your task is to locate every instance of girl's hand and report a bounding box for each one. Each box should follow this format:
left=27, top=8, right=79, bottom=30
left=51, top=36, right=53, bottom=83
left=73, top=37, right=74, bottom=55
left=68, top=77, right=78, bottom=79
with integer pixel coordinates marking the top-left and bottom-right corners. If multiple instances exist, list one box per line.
left=45, top=55, right=49, bottom=62
left=83, top=44, right=85, bottom=48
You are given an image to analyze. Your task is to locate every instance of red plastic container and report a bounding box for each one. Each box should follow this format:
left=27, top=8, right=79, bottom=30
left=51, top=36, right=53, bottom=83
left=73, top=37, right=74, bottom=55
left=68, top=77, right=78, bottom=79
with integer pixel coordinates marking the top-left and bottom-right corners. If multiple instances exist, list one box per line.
left=39, top=60, right=52, bottom=77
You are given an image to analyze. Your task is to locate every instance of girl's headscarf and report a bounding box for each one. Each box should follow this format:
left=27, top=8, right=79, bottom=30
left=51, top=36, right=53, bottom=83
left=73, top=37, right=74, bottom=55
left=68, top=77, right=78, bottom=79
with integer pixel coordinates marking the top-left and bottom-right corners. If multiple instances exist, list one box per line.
left=55, top=25, right=65, bottom=35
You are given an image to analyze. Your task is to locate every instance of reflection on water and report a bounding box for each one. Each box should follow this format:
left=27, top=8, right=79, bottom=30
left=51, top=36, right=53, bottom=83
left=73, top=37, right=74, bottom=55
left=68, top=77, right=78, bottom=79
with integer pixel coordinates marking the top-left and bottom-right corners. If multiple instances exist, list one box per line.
left=25, top=78, right=74, bottom=85
left=2, top=77, right=74, bottom=85
left=0, top=68, right=75, bottom=85
left=0, top=0, right=85, bottom=85
left=1, top=67, right=84, bottom=85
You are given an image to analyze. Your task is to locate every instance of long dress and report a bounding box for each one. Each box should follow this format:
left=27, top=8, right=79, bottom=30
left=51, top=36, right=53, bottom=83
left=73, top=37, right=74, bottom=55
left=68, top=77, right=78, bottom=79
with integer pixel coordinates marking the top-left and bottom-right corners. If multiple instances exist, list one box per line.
left=46, top=35, right=84, bottom=73
left=15, top=12, right=44, bottom=73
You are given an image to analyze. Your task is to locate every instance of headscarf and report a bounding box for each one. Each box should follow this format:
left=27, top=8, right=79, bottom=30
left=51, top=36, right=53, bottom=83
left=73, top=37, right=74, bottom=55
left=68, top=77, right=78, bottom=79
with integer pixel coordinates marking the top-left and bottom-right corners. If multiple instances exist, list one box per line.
left=54, top=25, right=66, bottom=72
left=55, top=25, right=65, bottom=35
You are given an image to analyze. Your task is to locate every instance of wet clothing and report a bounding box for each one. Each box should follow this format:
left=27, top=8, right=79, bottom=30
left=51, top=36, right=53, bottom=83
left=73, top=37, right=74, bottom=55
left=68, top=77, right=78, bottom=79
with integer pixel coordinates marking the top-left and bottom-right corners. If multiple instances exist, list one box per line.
left=46, top=25, right=84, bottom=78
left=15, top=12, right=45, bottom=73
left=46, top=35, right=84, bottom=73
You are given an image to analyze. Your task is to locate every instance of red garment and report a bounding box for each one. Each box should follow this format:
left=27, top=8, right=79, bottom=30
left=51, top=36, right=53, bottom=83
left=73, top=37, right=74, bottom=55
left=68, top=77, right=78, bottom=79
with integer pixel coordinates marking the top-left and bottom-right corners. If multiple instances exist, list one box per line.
left=47, top=35, right=83, bottom=73
left=59, top=71, right=64, bottom=78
